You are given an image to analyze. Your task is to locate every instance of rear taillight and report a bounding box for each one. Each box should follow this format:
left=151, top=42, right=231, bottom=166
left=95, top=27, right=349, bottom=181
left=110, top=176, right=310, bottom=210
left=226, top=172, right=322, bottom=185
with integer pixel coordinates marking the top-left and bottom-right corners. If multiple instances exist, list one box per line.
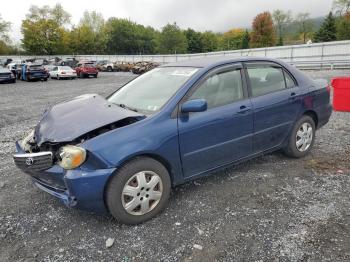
left=61, top=71, right=66, bottom=74
left=326, top=85, right=331, bottom=94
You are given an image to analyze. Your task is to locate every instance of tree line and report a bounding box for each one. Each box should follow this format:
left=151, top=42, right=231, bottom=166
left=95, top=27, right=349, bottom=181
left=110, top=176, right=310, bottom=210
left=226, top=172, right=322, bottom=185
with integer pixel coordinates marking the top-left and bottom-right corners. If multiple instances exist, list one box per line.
left=0, top=0, right=349, bottom=55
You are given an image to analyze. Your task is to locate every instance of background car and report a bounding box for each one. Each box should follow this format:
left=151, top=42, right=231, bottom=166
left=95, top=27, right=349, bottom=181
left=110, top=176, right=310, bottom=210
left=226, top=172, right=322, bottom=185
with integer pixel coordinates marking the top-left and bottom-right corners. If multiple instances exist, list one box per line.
left=60, top=57, right=78, bottom=68
left=0, top=67, right=16, bottom=83
left=49, top=66, right=77, bottom=80
left=75, top=62, right=98, bottom=78
left=19, top=63, right=49, bottom=81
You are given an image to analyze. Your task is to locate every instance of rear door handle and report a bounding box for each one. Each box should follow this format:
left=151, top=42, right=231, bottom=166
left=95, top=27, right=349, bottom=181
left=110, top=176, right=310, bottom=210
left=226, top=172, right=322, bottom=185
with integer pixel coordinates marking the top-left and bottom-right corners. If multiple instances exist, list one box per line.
left=289, top=92, right=298, bottom=100
left=237, top=105, right=251, bottom=114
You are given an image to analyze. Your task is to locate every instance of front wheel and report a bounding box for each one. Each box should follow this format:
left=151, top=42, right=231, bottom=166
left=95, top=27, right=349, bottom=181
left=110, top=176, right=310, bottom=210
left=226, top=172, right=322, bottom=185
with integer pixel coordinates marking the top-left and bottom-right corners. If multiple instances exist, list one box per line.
left=106, top=157, right=171, bottom=224
left=284, top=115, right=316, bottom=158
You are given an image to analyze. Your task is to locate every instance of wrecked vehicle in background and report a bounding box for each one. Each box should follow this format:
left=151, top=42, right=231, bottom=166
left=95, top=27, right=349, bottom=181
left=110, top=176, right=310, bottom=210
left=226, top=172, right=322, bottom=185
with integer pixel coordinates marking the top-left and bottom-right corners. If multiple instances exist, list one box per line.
left=0, top=67, right=16, bottom=83
left=131, top=61, right=160, bottom=74
left=74, top=62, right=98, bottom=78
left=99, top=61, right=134, bottom=72
left=18, top=63, right=49, bottom=81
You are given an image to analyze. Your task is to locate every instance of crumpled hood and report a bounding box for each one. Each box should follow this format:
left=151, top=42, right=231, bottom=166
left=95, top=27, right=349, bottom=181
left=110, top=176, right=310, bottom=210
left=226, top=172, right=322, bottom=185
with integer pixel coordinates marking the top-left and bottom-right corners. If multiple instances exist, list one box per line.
left=34, top=94, right=142, bottom=145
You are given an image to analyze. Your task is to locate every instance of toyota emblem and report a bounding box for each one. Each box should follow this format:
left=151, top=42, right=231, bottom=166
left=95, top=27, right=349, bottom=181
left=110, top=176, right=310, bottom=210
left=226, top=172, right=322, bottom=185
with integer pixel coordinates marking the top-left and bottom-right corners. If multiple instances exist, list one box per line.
left=26, top=157, right=34, bottom=166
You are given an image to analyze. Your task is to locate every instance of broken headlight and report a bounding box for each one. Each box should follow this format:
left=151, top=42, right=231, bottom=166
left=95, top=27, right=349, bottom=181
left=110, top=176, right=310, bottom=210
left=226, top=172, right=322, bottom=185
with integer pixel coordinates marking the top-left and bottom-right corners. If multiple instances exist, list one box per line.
left=21, top=130, right=35, bottom=152
left=58, top=145, right=86, bottom=170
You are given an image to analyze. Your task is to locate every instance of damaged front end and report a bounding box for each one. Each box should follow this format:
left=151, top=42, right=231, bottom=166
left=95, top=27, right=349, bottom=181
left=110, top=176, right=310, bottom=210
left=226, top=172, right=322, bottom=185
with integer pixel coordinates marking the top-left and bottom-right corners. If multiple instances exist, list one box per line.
left=13, top=94, right=146, bottom=212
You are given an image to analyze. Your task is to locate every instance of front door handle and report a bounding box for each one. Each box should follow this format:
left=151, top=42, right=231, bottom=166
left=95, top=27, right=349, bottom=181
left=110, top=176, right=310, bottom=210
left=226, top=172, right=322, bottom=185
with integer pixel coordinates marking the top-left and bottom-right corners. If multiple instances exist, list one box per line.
left=237, top=105, right=251, bottom=114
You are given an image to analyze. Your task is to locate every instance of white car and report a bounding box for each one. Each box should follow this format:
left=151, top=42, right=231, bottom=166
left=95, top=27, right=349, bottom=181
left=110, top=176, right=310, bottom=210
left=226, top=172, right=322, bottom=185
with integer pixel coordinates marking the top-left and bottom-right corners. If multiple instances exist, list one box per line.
left=49, top=66, right=77, bottom=80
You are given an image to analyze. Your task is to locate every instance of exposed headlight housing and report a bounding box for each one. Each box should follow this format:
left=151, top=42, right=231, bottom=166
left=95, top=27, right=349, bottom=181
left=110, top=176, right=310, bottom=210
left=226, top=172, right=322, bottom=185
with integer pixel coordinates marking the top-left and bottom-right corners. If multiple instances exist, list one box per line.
left=21, top=130, right=35, bottom=152
left=58, top=145, right=86, bottom=170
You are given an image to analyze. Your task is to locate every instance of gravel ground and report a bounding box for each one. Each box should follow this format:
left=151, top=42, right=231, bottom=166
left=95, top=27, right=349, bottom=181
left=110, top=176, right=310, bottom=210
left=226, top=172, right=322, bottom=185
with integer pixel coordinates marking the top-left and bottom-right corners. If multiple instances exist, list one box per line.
left=0, top=71, right=349, bottom=262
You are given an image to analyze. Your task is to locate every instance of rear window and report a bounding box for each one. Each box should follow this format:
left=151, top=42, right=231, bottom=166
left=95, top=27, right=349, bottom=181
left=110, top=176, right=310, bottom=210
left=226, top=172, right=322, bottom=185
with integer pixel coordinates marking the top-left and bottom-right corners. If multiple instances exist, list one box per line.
left=29, top=65, right=43, bottom=70
left=84, top=63, right=94, bottom=68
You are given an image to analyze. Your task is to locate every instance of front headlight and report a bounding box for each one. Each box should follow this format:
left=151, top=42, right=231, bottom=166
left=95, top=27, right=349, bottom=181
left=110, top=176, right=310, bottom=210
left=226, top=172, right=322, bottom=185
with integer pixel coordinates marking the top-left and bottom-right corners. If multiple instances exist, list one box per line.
left=58, top=145, right=86, bottom=170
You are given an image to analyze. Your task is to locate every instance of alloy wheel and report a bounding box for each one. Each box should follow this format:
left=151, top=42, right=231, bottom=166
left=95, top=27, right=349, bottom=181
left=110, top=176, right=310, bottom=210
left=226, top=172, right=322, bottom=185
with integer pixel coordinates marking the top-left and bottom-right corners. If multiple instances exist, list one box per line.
left=121, top=171, right=163, bottom=216
left=296, top=122, right=313, bottom=152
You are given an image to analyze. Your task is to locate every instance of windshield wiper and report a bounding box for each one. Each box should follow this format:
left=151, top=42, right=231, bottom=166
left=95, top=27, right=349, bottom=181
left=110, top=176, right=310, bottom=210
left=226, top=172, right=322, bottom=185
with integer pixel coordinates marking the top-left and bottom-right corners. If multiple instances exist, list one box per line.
left=115, top=103, right=139, bottom=112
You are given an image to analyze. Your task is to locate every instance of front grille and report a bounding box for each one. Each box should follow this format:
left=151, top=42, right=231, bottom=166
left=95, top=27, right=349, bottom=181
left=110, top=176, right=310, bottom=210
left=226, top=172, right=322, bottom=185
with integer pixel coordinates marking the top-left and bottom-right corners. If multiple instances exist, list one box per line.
left=13, top=152, right=53, bottom=172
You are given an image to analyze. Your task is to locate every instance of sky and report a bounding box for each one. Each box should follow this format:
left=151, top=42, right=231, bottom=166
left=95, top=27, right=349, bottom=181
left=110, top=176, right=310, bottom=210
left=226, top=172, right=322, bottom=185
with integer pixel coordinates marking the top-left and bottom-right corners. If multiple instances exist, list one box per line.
left=1, top=0, right=334, bottom=43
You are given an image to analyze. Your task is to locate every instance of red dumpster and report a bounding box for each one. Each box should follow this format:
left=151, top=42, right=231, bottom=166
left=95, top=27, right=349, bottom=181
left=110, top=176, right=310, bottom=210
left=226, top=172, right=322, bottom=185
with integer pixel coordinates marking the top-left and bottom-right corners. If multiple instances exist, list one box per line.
left=331, top=77, right=350, bottom=112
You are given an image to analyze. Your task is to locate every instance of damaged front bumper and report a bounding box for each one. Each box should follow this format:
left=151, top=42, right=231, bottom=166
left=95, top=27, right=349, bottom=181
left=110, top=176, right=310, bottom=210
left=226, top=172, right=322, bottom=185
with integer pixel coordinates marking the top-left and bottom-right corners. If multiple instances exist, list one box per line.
left=13, top=141, right=115, bottom=213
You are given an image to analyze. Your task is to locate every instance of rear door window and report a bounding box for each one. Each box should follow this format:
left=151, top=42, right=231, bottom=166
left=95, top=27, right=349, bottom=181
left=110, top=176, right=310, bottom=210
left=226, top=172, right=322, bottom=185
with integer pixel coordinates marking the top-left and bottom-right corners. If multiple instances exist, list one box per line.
left=246, top=64, right=286, bottom=97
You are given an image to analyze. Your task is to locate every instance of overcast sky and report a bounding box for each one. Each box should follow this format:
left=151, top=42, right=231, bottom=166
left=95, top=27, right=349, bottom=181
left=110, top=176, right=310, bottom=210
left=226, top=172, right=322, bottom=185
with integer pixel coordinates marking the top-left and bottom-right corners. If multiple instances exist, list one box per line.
left=2, top=0, right=334, bottom=42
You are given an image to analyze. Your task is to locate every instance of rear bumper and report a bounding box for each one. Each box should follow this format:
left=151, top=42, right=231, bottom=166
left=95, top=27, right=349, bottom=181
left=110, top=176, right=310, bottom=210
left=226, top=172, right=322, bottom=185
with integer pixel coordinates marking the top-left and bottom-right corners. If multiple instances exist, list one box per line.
left=14, top=141, right=115, bottom=213
left=0, top=77, right=15, bottom=83
left=28, top=72, right=48, bottom=79
left=58, top=74, right=76, bottom=78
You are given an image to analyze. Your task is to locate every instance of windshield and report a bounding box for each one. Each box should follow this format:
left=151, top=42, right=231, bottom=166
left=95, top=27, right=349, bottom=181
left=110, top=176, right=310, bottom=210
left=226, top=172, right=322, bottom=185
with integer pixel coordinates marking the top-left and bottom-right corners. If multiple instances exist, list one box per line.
left=108, top=67, right=198, bottom=114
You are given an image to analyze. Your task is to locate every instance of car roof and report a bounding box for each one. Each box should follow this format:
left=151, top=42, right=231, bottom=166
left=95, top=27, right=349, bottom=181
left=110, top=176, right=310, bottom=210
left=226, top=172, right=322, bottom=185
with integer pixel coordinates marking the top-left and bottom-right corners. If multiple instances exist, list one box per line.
left=162, top=56, right=287, bottom=68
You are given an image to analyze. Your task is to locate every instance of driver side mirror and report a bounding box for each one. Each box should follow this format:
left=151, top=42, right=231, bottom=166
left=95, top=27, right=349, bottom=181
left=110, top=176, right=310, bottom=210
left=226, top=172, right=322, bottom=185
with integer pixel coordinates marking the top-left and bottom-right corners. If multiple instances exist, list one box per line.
left=181, top=99, right=207, bottom=113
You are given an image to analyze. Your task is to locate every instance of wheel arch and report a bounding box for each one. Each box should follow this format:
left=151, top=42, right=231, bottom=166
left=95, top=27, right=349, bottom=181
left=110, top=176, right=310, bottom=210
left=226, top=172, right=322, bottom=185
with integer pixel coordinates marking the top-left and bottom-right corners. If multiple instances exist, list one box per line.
left=102, top=153, right=175, bottom=211
left=302, top=110, right=318, bottom=128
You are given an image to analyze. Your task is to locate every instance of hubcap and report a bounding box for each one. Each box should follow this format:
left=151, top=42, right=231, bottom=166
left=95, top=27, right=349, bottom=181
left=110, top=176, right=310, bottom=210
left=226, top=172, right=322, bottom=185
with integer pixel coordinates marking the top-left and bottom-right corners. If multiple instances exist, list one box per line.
left=121, top=171, right=163, bottom=216
left=296, top=122, right=313, bottom=152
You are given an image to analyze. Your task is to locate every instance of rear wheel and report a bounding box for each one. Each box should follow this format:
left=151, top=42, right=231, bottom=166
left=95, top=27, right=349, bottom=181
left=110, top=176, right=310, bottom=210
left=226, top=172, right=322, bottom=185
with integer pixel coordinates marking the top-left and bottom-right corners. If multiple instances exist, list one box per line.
left=94, top=74, right=97, bottom=78
left=106, top=157, right=171, bottom=224
left=107, top=66, right=112, bottom=72
left=79, top=72, right=84, bottom=78
left=284, top=115, right=315, bottom=158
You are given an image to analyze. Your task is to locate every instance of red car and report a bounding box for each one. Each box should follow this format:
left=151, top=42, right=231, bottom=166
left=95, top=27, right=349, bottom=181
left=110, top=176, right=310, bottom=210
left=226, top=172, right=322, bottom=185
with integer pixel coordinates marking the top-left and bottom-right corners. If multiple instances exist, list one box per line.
left=75, top=62, right=98, bottom=78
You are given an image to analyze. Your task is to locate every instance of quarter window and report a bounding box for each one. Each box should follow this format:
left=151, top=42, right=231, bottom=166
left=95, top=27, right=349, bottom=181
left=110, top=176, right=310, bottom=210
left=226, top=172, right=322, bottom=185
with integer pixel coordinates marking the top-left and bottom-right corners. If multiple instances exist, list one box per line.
left=284, top=70, right=296, bottom=88
left=189, top=69, right=244, bottom=109
left=247, top=65, right=286, bottom=97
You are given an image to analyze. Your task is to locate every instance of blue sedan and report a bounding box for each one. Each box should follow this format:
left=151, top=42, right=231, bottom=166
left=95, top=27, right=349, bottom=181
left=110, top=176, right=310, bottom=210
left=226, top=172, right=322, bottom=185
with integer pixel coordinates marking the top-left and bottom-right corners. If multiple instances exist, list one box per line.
left=13, top=57, right=332, bottom=224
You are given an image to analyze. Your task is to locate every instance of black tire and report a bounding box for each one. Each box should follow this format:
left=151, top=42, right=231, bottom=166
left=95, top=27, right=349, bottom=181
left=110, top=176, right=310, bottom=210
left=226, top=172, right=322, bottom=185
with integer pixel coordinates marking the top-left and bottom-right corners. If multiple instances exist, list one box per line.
left=107, top=66, right=112, bottom=72
left=94, top=74, right=97, bottom=78
left=44, top=78, right=48, bottom=81
left=284, top=115, right=316, bottom=158
left=12, top=79, right=16, bottom=83
left=106, top=157, right=171, bottom=224
left=79, top=72, right=84, bottom=78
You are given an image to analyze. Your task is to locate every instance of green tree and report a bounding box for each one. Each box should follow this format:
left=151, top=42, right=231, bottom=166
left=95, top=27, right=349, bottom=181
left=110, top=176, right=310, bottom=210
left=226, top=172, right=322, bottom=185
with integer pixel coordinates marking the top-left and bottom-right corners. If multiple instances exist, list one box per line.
left=0, top=15, right=11, bottom=42
left=184, top=28, right=203, bottom=53
left=220, top=28, right=245, bottom=50
left=241, top=30, right=250, bottom=49
left=314, top=12, right=337, bottom=42
left=273, top=9, right=292, bottom=46
left=51, top=3, right=71, bottom=27
left=159, top=23, right=187, bottom=54
left=201, top=31, right=219, bottom=52
left=251, top=12, right=276, bottom=47
left=69, top=11, right=107, bottom=54
left=295, top=13, right=313, bottom=44
left=105, top=18, right=158, bottom=55
left=336, top=12, right=350, bottom=39
left=21, top=5, right=71, bottom=54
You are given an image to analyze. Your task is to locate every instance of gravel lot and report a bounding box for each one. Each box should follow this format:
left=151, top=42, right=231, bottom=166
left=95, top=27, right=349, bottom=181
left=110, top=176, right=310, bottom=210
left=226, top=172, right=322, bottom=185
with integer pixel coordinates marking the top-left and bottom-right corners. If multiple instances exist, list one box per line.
left=0, top=71, right=349, bottom=262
